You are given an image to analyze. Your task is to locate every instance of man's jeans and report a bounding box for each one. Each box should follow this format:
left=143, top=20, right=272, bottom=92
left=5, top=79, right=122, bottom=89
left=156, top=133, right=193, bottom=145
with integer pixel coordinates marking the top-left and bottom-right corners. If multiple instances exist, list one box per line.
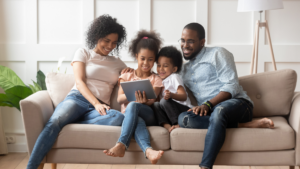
left=27, top=90, right=124, bottom=169
left=178, top=98, right=253, bottom=169
left=117, top=102, right=157, bottom=157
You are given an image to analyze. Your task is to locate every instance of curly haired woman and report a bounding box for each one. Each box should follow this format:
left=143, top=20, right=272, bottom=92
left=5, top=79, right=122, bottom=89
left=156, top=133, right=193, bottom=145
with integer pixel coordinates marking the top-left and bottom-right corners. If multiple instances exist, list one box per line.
left=27, top=14, right=131, bottom=169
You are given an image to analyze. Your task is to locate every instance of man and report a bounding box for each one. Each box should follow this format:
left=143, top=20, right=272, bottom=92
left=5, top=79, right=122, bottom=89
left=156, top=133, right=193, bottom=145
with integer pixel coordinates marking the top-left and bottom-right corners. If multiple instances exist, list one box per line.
left=178, top=23, right=274, bottom=169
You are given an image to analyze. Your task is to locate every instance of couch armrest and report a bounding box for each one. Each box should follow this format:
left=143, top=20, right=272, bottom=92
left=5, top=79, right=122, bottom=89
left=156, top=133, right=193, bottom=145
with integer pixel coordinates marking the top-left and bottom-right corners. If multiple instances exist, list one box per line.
left=20, top=91, right=54, bottom=155
left=289, top=92, right=300, bottom=165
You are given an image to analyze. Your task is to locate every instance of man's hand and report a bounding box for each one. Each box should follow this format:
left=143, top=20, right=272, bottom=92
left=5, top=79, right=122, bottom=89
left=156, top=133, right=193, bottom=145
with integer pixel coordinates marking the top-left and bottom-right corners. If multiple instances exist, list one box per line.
left=135, top=90, right=148, bottom=104
left=187, top=105, right=209, bottom=116
left=94, top=103, right=110, bottom=115
left=121, top=67, right=134, bottom=74
left=164, top=90, right=173, bottom=100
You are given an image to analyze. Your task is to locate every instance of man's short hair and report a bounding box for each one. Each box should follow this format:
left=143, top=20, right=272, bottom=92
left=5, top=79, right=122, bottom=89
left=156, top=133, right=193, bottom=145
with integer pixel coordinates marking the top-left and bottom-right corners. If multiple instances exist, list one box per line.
left=184, top=23, right=205, bottom=40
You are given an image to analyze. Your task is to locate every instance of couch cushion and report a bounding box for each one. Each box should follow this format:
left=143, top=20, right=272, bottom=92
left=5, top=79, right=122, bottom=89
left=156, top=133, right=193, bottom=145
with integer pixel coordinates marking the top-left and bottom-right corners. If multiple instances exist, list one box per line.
left=46, top=73, right=121, bottom=111
left=170, top=116, right=295, bottom=151
left=239, top=69, right=297, bottom=117
left=52, top=125, right=170, bottom=151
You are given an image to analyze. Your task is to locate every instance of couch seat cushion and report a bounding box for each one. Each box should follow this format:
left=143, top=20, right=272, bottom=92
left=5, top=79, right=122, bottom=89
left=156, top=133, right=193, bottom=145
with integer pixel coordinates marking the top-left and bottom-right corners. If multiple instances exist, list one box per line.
left=52, top=125, right=170, bottom=151
left=170, top=116, right=295, bottom=151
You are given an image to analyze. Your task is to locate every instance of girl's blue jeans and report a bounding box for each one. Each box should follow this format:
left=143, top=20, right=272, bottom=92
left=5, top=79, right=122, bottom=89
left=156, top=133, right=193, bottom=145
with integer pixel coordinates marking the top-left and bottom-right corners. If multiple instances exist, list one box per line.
left=117, top=102, right=157, bottom=158
left=27, top=90, right=124, bottom=169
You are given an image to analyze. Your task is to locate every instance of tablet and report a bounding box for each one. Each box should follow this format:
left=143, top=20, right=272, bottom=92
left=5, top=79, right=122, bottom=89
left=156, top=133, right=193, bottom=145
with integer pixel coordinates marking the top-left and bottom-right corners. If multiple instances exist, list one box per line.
left=120, top=79, right=157, bottom=102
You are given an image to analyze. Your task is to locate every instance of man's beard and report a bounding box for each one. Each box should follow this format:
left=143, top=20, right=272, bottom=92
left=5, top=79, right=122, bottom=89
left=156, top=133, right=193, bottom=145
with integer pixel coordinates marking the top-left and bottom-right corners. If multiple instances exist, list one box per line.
left=183, top=47, right=202, bottom=61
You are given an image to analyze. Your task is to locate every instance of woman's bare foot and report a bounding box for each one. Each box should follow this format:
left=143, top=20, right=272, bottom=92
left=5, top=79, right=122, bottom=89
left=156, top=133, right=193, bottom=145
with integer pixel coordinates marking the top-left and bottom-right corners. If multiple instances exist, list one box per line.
left=169, top=124, right=180, bottom=132
left=238, top=118, right=275, bottom=129
left=163, top=123, right=172, bottom=132
left=146, top=148, right=164, bottom=164
left=103, top=143, right=126, bottom=157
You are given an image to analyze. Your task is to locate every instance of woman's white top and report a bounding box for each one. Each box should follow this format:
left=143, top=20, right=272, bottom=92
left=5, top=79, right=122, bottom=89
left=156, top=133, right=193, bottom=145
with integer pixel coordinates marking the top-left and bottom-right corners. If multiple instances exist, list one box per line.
left=71, top=48, right=127, bottom=105
left=161, top=73, right=193, bottom=108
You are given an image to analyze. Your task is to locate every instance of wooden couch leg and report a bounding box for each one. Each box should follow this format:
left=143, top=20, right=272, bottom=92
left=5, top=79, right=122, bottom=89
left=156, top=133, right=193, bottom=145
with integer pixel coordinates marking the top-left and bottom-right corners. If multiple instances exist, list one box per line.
left=289, top=166, right=295, bottom=169
left=37, top=163, right=44, bottom=169
left=52, top=163, right=57, bottom=169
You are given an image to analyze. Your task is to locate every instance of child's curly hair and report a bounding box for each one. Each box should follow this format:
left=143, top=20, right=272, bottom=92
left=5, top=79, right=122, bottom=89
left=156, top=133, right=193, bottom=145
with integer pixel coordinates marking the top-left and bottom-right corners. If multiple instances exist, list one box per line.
left=128, top=30, right=163, bottom=60
left=157, top=46, right=183, bottom=73
left=86, top=14, right=127, bottom=55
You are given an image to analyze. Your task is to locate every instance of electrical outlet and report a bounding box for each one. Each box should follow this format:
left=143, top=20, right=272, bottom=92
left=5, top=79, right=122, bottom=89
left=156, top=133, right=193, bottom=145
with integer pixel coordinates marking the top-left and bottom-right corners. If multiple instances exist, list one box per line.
left=5, top=136, right=16, bottom=144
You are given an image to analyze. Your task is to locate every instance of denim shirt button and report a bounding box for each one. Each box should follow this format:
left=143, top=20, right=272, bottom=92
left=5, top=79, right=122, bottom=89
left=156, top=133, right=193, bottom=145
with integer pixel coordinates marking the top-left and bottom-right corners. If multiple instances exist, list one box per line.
left=256, top=94, right=261, bottom=99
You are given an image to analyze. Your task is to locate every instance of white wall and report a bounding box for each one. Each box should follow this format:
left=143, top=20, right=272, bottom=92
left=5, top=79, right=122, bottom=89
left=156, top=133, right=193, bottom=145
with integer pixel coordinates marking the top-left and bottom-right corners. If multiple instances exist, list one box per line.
left=0, top=0, right=299, bottom=152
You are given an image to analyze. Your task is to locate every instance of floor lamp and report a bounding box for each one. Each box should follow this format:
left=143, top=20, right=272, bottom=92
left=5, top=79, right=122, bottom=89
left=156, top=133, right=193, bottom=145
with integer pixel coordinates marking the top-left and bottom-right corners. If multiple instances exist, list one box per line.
left=237, top=0, right=283, bottom=74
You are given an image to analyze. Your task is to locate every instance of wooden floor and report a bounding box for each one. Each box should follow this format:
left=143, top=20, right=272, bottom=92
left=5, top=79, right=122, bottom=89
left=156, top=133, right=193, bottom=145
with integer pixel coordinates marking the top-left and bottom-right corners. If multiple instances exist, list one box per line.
left=0, top=153, right=299, bottom=169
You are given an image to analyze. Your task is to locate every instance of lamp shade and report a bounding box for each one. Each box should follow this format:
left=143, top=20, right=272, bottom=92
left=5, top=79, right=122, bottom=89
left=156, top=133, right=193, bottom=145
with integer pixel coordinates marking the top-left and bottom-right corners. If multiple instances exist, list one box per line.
left=237, top=0, right=283, bottom=12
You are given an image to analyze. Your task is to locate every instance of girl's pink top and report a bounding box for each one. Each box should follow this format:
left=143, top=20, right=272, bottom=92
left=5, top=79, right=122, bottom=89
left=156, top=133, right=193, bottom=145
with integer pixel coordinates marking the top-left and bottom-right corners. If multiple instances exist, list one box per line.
left=119, top=71, right=163, bottom=113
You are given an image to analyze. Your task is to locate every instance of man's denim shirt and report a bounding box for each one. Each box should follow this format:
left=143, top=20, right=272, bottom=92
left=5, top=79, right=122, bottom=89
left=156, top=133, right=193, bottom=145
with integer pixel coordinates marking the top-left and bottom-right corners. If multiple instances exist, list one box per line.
left=181, top=47, right=253, bottom=106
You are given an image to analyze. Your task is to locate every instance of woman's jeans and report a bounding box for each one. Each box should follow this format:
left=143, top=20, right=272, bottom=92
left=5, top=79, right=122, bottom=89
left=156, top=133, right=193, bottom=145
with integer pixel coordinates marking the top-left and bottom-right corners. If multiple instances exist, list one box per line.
left=178, top=98, right=253, bottom=169
left=117, top=102, right=157, bottom=157
left=27, top=90, right=124, bottom=169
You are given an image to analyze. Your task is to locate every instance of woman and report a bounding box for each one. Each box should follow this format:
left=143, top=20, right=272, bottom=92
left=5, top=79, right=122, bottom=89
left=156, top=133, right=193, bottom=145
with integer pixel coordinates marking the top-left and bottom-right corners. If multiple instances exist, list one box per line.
left=27, top=14, right=130, bottom=169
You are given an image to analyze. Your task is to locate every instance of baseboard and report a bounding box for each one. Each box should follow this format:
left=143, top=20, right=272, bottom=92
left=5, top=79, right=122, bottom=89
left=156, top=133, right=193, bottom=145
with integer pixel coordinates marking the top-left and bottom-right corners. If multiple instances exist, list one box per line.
left=7, top=143, right=28, bottom=152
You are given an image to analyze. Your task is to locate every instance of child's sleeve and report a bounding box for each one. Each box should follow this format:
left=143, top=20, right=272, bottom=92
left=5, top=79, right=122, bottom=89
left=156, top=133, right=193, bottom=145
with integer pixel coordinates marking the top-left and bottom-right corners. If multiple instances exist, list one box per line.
left=153, top=75, right=164, bottom=88
left=118, top=72, right=131, bottom=83
left=173, top=74, right=186, bottom=92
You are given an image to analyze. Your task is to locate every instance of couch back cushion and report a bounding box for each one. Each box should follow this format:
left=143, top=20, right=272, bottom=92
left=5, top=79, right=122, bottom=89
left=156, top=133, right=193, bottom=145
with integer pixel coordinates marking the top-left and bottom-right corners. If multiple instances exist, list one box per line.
left=238, top=69, right=296, bottom=117
left=46, top=72, right=121, bottom=111
left=46, top=69, right=297, bottom=117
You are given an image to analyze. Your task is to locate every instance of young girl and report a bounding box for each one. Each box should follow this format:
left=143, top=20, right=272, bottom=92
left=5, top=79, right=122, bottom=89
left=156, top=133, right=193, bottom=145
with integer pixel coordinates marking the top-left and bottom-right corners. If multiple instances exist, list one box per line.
left=103, top=30, right=164, bottom=164
left=153, top=46, right=193, bottom=132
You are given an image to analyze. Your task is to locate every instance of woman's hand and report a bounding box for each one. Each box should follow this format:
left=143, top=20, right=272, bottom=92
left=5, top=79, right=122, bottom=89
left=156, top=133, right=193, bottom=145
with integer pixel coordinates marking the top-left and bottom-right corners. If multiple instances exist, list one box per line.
left=188, top=105, right=209, bottom=116
left=94, top=103, right=110, bottom=115
left=135, top=90, right=147, bottom=104
left=164, top=90, right=173, bottom=100
left=121, top=67, right=134, bottom=74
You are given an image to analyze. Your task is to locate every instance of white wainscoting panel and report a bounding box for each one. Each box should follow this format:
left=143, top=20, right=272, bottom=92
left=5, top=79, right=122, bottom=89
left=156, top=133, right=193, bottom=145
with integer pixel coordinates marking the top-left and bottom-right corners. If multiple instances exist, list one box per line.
left=208, top=0, right=252, bottom=45
left=95, top=0, right=139, bottom=60
left=38, top=0, right=83, bottom=44
left=235, top=62, right=250, bottom=77
left=0, top=0, right=26, bottom=44
left=38, top=61, right=74, bottom=75
left=0, top=61, right=26, bottom=138
left=265, top=62, right=300, bottom=91
left=152, top=0, right=196, bottom=44
left=266, top=0, right=300, bottom=45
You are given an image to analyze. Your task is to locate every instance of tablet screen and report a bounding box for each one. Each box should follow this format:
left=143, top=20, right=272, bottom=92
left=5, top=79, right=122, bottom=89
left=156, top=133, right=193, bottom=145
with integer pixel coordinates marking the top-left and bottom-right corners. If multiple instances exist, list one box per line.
left=120, top=79, right=157, bottom=102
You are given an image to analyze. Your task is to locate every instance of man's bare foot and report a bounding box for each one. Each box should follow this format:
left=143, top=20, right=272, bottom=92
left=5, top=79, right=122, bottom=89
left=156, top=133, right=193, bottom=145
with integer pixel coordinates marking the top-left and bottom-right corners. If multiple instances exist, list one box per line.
left=146, top=148, right=164, bottom=164
left=163, top=123, right=172, bottom=132
left=238, top=118, right=275, bottom=129
left=169, top=124, right=180, bottom=132
left=103, top=143, right=126, bottom=157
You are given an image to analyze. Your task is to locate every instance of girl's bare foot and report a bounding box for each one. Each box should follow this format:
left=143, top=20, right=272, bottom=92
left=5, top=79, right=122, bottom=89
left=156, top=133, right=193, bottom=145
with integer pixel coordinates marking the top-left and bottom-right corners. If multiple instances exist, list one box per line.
left=169, top=124, right=180, bottom=132
left=103, top=143, right=126, bottom=157
left=146, top=148, right=164, bottom=164
left=163, top=123, right=172, bottom=132
left=238, top=118, right=275, bottom=129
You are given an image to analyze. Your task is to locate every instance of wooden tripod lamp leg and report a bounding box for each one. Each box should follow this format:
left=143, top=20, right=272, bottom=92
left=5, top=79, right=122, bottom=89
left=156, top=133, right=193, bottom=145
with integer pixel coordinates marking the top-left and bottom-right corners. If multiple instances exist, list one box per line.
left=254, top=21, right=260, bottom=74
left=250, top=22, right=257, bottom=75
left=265, top=20, right=277, bottom=71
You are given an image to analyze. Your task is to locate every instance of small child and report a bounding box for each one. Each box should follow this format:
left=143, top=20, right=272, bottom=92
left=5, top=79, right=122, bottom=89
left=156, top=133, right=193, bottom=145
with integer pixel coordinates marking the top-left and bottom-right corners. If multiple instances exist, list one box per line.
left=153, top=46, right=193, bottom=132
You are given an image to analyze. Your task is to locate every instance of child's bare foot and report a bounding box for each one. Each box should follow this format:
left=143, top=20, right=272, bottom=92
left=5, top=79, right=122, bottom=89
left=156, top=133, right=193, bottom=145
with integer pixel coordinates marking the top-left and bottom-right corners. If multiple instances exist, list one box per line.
left=146, top=148, right=164, bottom=164
left=163, top=123, right=172, bottom=132
left=238, top=118, right=275, bottom=129
left=169, top=124, right=180, bottom=132
left=103, top=143, right=126, bottom=157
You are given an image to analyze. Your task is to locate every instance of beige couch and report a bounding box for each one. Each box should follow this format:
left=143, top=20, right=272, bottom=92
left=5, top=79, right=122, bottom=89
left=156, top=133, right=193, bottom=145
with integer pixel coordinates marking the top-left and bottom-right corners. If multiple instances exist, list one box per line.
left=20, top=69, right=300, bottom=169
